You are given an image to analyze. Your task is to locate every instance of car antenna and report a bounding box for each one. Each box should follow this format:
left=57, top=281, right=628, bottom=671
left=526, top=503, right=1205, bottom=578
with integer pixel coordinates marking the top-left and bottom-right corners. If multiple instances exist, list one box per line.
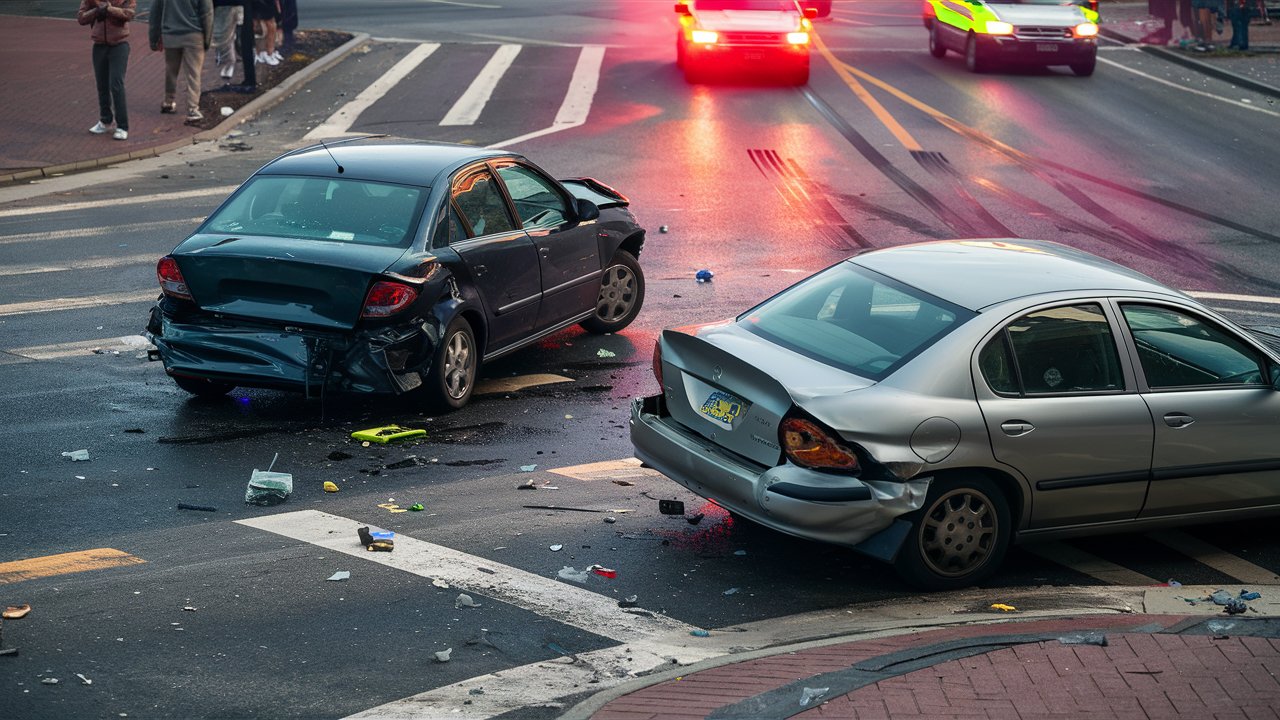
left=319, top=138, right=344, bottom=174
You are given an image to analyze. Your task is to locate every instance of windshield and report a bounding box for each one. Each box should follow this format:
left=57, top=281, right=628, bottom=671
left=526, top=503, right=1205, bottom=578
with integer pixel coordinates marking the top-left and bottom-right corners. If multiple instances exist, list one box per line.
left=695, top=1, right=798, bottom=11
left=739, top=263, right=974, bottom=381
left=202, top=176, right=426, bottom=248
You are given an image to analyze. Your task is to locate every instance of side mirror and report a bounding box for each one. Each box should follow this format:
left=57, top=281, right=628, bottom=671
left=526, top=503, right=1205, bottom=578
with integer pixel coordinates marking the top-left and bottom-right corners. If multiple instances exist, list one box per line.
left=675, top=2, right=691, bottom=15
left=575, top=198, right=601, bottom=222
left=804, top=7, right=818, bottom=19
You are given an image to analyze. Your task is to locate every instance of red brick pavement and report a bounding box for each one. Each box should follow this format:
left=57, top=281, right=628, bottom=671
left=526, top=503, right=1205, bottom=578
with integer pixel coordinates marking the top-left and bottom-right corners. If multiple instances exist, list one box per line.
left=593, top=615, right=1280, bottom=720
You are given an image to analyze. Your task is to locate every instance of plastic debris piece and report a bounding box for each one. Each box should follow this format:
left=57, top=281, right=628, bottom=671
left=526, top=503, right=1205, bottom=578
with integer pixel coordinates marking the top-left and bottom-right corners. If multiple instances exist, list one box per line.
left=220, top=106, right=234, bottom=117
left=590, top=565, right=617, bottom=579
left=3, top=604, right=31, bottom=619
left=434, top=648, right=452, bottom=662
left=517, top=480, right=536, bottom=490
left=1210, top=590, right=1235, bottom=605
left=42, top=677, right=59, bottom=685
left=550, top=544, right=564, bottom=552
left=1240, top=590, right=1262, bottom=601
left=1166, top=579, right=1182, bottom=587
left=455, top=593, right=481, bottom=608
left=357, top=526, right=394, bottom=552
left=183, top=606, right=197, bottom=612
left=799, top=687, right=829, bottom=707
left=596, top=349, right=617, bottom=358
left=990, top=603, right=1017, bottom=612
left=557, top=566, right=590, bottom=583
left=323, top=481, right=339, bottom=493
left=350, top=425, right=427, bottom=444
left=564, top=414, right=573, bottom=419
left=696, top=269, right=714, bottom=282
left=686, top=513, right=705, bottom=525
left=603, top=516, right=617, bottom=524
left=1224, top=598, right=1248, bottom=615
left=723, top=587, right=739, bottom=596
left=327, top=571, right=350, bottom=582
left=520, top=464, right=538, bottom=472
left=245, top=468, right=292, bottom=506
left=618, top=595, right=639, bottom=608
left=734, top=550, right=747, bottom=556
left=76, top=673, right=92, bottom=685
left=612, top=480, right=635, bottom=487
left=176, top=503, right=217, bottom=512
left=432, top=578, right=450, bottom=589
left=690, top=629, right=710, bottom=637
left=75, top=475, right=86, bottom=480
left=659, top=225, right=669, bottom=233
left=408, top=503, right=424, bottom=511
left=62, top=450, right=90, bottom=461
left=659, top=499, right=685, bottom=515
left=0, top=648, right=18, bottom=657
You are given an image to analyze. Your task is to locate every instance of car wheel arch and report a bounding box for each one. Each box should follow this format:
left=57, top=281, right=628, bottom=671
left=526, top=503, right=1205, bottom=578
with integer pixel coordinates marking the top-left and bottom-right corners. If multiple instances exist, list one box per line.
left=618, top=230, right=645, bottom=261
left=922, top=467, right=1028, bottom=534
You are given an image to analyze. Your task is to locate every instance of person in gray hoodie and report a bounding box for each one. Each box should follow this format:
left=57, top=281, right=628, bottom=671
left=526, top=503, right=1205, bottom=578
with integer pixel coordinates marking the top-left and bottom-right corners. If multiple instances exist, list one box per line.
left=149, top=0, right=213, bottom=122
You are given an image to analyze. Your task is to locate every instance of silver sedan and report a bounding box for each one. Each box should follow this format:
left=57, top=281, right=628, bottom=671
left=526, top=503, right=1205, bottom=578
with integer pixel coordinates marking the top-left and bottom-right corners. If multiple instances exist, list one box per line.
left=631, top=240, right=1280, bottom=590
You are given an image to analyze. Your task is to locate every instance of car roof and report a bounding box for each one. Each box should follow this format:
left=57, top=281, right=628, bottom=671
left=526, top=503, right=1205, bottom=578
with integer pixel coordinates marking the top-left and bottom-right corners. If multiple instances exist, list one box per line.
left=850, top=239, right=1185, bottom=311
left=256, top=137, right=512, bottom=187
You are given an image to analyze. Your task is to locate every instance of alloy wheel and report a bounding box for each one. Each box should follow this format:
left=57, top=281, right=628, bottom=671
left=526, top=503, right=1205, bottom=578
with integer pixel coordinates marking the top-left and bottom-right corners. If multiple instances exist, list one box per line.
left=442, top=329, right=473, bottom=400
left=918, top=487, right=998, bottom=578
left=596, top=264, right=637, bottom=323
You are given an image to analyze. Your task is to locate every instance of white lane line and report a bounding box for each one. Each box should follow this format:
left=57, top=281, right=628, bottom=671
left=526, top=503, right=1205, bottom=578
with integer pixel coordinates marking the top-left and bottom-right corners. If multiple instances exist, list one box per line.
left=1186, top=291, right=1280, bottom=306
left=1147, top=530, right=1279, bottom=585
left=235, top=510, right=694, bottom=643
left=0, top=188, right=234, bottom=219
left=304, top=43, right=440, bottom=140
left=0, top=290, right=156, bottom=318
left=0, top=253, right=159, bottom=277
left=488, top=45, right=605, bottom=148
left=1, top=336, right=154, bottom=362
left=0, top=218, right=202, bottom=247
left=1097, top=56, right=1280, bottom=118
left=1025, top=542, right=1159, bottom=586
left=440, top=44, right=523, bottom=126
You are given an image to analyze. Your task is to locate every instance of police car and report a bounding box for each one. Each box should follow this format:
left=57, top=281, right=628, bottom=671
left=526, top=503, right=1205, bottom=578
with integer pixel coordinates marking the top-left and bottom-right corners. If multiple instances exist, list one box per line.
left=675, top=0, right=817, bottom=85
left=923, top=0, right=1100, bottom=76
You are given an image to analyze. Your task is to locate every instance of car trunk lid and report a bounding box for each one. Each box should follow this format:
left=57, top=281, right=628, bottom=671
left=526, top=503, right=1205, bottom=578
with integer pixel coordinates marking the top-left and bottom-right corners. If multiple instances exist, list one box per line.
left=173, top=234, right=408, bottom=331
left=659, top=324, right=874, bottom=467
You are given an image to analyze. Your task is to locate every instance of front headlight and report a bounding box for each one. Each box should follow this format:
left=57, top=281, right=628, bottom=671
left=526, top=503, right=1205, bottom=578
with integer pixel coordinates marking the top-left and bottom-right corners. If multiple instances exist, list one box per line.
left=1073, top=22, right=1099, bottom=37
left=786, top=31, right=810, bottom=45
left=984, top=20, right=1015, bottom=35
left=691, top=29, right=718, bottom=44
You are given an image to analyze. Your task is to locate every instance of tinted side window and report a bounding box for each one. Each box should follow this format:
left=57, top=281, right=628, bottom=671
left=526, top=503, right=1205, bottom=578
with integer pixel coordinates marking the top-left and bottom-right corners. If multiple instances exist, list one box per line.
left=1005, top=304, right=1123, bottom=394
left=1122, top=304, right=1266, bottom=388
left=432, top=203, right=469, bottom=247
left=495, top=164, right=568, bottom=229
left=451, top=170, right=516, bottom=237
left=979, top=332, right=1020, bottom=395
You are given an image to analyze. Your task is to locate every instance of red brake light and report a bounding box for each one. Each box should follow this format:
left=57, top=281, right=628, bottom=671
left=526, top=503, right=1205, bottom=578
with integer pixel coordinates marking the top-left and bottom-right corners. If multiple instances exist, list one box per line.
left=780, top=417, right=860, bottom=472
left=362, top=281, right=419, bottom=317
left=652, top=339, right=664, bottom=388
left=156, top=256, right=192, bottom=300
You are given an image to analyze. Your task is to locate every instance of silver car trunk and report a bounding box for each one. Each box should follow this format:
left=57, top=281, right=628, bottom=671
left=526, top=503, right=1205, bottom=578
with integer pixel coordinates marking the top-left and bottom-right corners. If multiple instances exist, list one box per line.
left=659, top=324, right=875, bottom=468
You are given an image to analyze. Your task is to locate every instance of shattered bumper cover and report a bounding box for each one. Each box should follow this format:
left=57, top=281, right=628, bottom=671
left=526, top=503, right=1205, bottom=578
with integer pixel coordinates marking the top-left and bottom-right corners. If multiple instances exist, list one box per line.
left=630, top=395, right=929, bottom=560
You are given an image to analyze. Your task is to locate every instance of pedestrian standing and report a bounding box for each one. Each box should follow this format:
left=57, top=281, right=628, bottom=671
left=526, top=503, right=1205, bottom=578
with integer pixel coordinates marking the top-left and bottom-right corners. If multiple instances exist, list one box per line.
left=278, top=0, right=297, bottom=53
left=1228, top=0, right=1251, bottom=48
left=149, top=0, right=214, bottom=123
left=79, top=0, right=136, bottom=141
left=253, top=0, right=281, bottom=66
left=212, top=0, right=243, bottom=80
left=1190, top=0, right=1225, bottom=49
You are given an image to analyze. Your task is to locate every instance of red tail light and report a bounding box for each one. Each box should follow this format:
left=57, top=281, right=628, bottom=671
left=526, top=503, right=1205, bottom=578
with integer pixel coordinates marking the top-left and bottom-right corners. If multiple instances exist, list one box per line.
left=652, top=339, right=664, bottom=388
left=362, top=281, right=419, bottom=317
left=156, top=256, right=192, bottom=300
left=780, top=416, right=860, bottom=472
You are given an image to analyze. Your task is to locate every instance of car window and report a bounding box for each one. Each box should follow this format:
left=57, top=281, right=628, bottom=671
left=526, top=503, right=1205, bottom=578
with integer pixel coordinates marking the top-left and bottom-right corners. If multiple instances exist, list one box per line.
left=978, top=332, right=1020, bottom=395
left=451, top=170, right=516, bottom=237
left=740, top=263, right=972, bottom=381
left=1001, top=304, right=1124, bottom=395
left=495, top=164, right=569, bottom=229
left=431, top=203, right=470, bottom=247
left=202, top=176, right=424, bottom=247
left=1122, top=304, right=1266, bottom=388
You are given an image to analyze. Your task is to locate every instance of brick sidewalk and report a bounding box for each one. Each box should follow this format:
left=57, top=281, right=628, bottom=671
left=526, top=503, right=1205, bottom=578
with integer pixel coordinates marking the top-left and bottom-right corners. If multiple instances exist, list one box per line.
left=589, top=615, right=1280, bottom=719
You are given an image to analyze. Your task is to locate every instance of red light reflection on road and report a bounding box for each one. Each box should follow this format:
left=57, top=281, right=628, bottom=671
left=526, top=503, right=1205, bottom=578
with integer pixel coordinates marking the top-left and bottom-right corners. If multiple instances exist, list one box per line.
left=646, top=500, right=742, bottom=556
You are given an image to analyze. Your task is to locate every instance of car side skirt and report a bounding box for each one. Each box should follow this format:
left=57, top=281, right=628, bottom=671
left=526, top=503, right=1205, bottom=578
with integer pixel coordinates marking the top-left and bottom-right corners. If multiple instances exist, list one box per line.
left=482, top=309, right=594, bottom=363
left=1016, top=503, right=1280, bottom=544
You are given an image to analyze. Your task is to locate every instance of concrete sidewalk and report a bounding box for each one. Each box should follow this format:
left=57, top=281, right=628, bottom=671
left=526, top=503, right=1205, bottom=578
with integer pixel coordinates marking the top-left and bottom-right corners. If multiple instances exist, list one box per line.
left=575, top=603, right=1280, bottom=719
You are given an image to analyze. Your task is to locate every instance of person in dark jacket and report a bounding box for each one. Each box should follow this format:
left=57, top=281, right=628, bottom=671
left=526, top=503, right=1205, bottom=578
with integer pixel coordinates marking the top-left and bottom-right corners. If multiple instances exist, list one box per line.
left=149, top=0, right=214, bottom=122
left=79, top=0, right=136, bottom=140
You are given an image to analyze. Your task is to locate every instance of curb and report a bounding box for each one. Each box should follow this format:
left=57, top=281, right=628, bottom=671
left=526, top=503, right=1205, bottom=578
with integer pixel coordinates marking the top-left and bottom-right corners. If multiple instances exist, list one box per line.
left=0, top=31, right=371, bottom=186
left=1100, top=26, right=1280, bottom=98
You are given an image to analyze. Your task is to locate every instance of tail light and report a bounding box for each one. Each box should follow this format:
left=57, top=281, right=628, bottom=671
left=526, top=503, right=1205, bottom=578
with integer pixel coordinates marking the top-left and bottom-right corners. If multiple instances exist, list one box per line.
left=691, top=29, right=718, bottom=44
left=652, top=339, right=664, bottom=388
left=984, top=21, right=1015, bottom=35
left=780, top=416, right=860, bottom=473
left=362, top=281, right=419, bottom=318
left=156, top=256, right=192, bottom=300
left=786, top=31, right=810, bottom=45
left=1073, top=22, right=1098, bottom=37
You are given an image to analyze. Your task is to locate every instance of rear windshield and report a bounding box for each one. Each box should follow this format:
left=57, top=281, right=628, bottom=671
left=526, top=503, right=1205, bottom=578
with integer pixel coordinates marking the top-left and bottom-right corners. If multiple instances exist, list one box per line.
left=739, top=262, right=974, bottom=380
left=696, top=1, right=798, bottom=10
left=202, top=176, right=426, bottom=247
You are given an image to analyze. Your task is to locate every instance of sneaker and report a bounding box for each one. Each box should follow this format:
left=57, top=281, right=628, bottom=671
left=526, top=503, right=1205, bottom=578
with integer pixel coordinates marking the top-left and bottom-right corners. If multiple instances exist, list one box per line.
left=89, top=121, right=110, bottom=134
left=265, top=52, right=280, bottom=66
left=220, top=64, right=234, bottom=79
left=161, top=102, right=176, bottom=114
left=113, top=128, right=128, bottom=140
left=254, top=51, right=267, bottom=64
left=186, top=109, right=203, bottom=123
left=271, top=50, right=283, bottom=62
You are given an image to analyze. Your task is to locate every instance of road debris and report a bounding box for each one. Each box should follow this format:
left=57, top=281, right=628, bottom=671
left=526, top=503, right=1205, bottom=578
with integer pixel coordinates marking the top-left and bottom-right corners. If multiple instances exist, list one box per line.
left=799, top=687, right=829, bottom=707
left=686, top=513, right=705, bottom=525
left=432, top=578, right=450, bottom=589
left=557, top=566, right=590, bottom=583
left=41, top=677, right=59, bottom=685
left=696, top=269, right=714, bottom=282
left=245, top=454, right=292, bottom=506
left=659, top=499, right=685, bottom=515
left=408, top=503, right=424, bottom=511
left=358, top=526, right=394, bottom=552
left=3, top=604, right=31, bottom=619
left=61, top=450, right=90, bottom=461
left=327, top=571, right=350, bottom=582
left=659, top=225, right=669, bottom=233
left=596, top=349, right=617, bottom=358
left=618, top=595, right=639, bottom=608
left=378, top=502, right=408, bottom=513
left=604, top=516, right=616, bottom=524
left=523, top=505, right=630, bottom=514
left=520, top=464, right=538, bottom=472
left=176, top=503, right=217, bottom=512
left=434, top=648, right=452, bottom=662
left=183, top=606, right=197, bottom=612
left=990, top=603, right=1017, bottom=612
left=550, top=544, right=564, bottom=552
left=589, top=565, right=617, bottom=579
left=351, top=425, right=427, bottom=444
left=723, top=587, right=739, bottom=596
left=612, top=480, right=635, bottom=487
left=76, top=673, right=93, bottom=685
left=455, top=593, right=481, bottom=608
left=323, top=481, right=340, bottom=493
left=690, top=629, right=710, bottom=637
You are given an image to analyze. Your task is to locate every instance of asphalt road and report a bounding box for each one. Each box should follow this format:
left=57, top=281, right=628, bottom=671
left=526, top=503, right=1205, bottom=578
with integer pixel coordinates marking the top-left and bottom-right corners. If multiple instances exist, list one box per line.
left=3, top=1, right=1280, bottom=717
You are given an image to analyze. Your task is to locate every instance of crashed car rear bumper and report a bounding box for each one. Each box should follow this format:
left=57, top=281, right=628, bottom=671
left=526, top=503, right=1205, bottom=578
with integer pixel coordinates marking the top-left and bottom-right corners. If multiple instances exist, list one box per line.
left=631, top=394, right=929, bottom=558
left=148, top=304, right=434, bottom=395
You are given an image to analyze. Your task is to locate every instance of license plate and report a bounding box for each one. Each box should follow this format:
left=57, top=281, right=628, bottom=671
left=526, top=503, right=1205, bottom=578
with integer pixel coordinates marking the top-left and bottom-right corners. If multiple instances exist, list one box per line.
left=744, top=51, right=764, bottom=60
left=1036, top=43, right=1059, bottom=52
left=699, top=390, right=746, bottom=429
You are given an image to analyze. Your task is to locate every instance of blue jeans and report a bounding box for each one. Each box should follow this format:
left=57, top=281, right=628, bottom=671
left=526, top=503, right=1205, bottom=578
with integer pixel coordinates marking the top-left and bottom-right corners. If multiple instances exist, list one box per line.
left=1228, top=4, right=1250, bottom=48
left=92, top=42, right=129, bottom=131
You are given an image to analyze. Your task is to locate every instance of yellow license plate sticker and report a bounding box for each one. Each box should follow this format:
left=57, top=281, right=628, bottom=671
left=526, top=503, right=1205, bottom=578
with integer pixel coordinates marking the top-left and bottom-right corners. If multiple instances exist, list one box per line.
left=699, top=390, right=745, bottom=429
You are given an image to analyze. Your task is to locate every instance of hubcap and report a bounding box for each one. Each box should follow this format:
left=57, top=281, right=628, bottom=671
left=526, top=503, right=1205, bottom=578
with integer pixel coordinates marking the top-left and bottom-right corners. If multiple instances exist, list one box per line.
left=919, top=487, right=997, bottom=578
left=596, top=264, right=636, bottom=323
left=442, top=330, right=473, bottom=399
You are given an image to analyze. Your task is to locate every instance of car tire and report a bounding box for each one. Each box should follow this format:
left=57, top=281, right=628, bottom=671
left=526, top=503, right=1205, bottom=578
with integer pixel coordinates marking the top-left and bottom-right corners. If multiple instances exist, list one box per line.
left=965, top=33, right=987, bottom=73
left=929, top=24, right=947, bottom=58
left=1070, top=54, right=1097, bottom=77
left=894, top=474, right=1011, bottom=591
left=173, top=375, right=235, bottom=398
left=581, top=251, right=645, bottom=334
left=427, top=315, right=478, bottom=411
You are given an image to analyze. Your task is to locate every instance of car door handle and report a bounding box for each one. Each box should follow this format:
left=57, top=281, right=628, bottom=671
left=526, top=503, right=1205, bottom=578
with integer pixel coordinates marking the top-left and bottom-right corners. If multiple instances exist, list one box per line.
left=1164, top=413, right=1195, bottom=428
left=1000, top=421, right=1034, bottom=437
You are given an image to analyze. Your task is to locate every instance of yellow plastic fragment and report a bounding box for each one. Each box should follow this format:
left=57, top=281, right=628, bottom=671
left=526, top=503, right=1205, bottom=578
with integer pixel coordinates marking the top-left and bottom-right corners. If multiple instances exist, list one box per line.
left=350, top=425, right=427, bottom=444
left=323, top=481, right=339, bottom=493
left=990, top=603, right=1017, bottom=612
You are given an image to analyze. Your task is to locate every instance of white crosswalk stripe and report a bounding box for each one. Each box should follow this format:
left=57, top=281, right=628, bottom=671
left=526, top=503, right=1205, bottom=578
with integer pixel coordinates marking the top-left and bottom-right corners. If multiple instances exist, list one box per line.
left=304, top=42, right=441, bottom=140
left=441, top=44, right=523, bottom=126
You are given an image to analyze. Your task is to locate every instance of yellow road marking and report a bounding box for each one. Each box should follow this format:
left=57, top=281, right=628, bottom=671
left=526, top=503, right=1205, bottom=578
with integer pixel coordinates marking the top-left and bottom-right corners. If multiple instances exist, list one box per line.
left=1024, top=542, right=1158, bottom=586
left=0, top=549, right=146, bottom=585
left=548, top=458, right=662, bottom=482
left=1147, top=530, right=1279, bottom=585
left=473, top=373, right=573, bottom=395
left=814, top=32, right=923, bottom=152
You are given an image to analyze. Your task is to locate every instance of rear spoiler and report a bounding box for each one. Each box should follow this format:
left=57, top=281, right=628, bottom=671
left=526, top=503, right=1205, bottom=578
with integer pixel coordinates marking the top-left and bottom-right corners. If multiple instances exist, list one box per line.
left=560, top=177, right=630, bottom=209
